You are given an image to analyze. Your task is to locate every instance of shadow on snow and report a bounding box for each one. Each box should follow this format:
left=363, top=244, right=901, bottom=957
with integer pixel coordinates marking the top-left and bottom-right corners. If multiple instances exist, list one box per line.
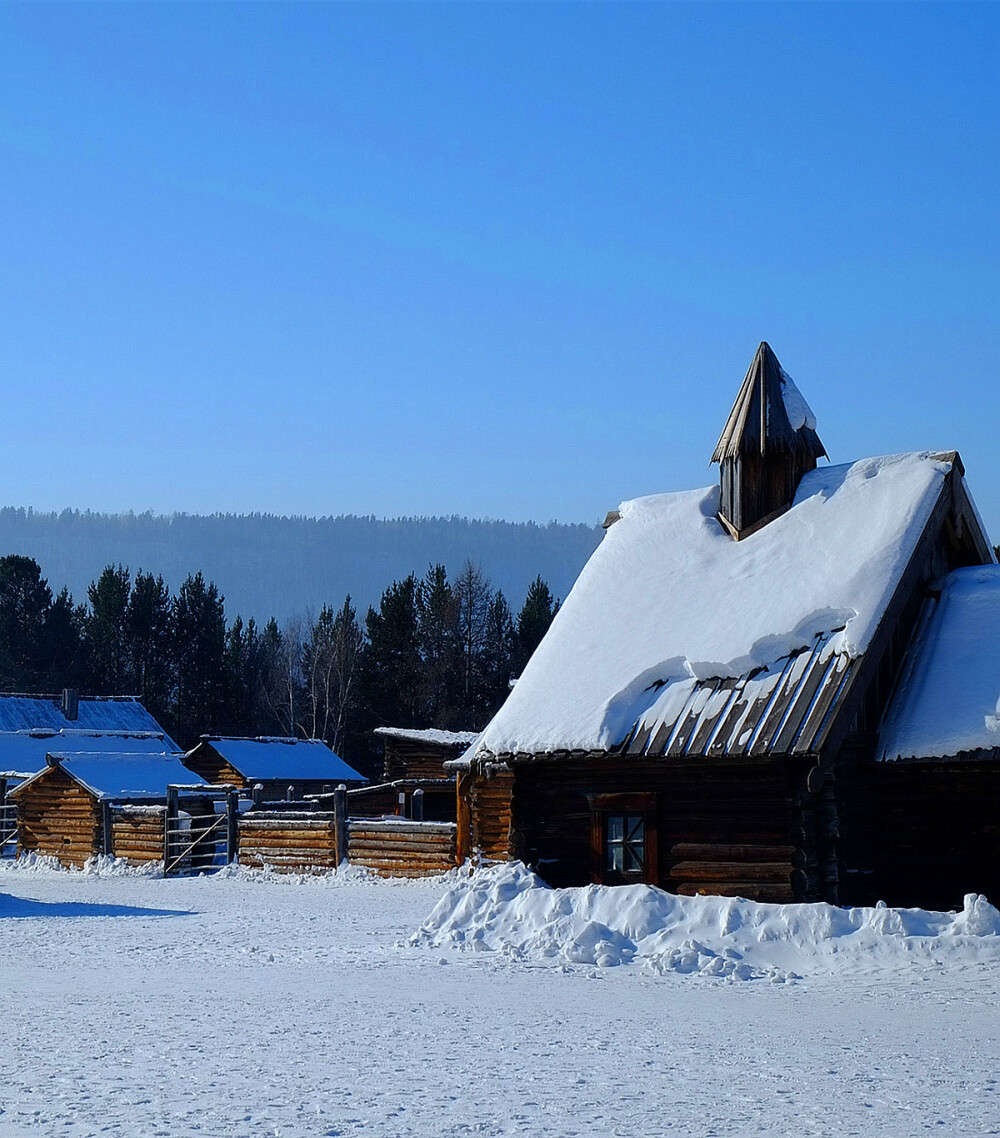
left=0, top=892, right=192, bottom=919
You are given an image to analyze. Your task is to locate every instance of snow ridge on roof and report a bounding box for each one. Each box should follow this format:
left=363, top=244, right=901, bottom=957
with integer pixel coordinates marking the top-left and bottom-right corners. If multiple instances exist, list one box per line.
left=878, top=566, right=1000, bottom=761
left=374, top=727, right=479, bottom=747
left=476, top=452, right=952, bottom=758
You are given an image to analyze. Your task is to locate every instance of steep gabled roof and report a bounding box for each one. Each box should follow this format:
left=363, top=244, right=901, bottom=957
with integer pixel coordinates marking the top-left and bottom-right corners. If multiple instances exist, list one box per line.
left=473, top=452, right=976, bottom=760
left=712, top=342, right=827, bottom=463
left=0, top=694, right=177, bottom=749
left=11, top=749, right=199, bottom=800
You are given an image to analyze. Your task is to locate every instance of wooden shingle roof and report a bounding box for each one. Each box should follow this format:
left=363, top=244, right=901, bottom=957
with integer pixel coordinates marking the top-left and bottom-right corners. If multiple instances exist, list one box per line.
left=712, top=342, right=827, bottom=463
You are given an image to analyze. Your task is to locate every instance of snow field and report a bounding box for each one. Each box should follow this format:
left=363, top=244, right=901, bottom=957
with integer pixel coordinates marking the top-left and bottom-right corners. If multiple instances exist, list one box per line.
left=3, top=858, right=1000, bottom=1137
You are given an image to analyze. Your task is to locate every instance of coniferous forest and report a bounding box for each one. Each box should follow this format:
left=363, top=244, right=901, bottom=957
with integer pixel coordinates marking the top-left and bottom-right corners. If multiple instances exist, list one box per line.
left=0, top=554, right=559, bottom=777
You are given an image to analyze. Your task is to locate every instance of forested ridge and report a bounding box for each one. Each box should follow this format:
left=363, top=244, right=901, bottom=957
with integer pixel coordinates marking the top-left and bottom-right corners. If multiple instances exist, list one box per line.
left=0, top=554, right=561, bottom=778
left=0, top=507, right=600, bottom=624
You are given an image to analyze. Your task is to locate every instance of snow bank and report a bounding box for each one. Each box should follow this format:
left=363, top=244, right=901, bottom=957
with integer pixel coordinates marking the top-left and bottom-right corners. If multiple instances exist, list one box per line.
left=476, top=452, right=951, bottom=756
left=879, top=565, right=1000, bottom=760
left=412, top=863, right=1000, bottom=982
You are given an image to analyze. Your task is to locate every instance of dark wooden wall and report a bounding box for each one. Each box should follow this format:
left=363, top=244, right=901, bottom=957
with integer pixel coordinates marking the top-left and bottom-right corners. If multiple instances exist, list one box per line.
left=381, top=738, right=457, bottom=780
left=838, top=758, right=1000, bottom=910
left=509, top=756, right=826, bottom=902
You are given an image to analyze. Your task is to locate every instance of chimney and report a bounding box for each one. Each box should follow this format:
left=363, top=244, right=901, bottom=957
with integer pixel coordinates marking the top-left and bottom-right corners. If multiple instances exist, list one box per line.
left=711, top=342, right=826, bottom=539
left=61, top=688, right=79, bottom=721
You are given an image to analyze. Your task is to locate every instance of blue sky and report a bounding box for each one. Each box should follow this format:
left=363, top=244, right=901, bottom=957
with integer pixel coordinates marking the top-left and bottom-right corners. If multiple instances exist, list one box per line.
left=1, top=3, right=998, bottom=535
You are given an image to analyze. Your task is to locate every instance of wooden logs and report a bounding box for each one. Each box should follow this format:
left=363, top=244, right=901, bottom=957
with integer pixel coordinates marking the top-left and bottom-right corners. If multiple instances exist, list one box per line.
left=238, top=813, right=338, bottom=874
left=347, top=820, right=457, bottom=878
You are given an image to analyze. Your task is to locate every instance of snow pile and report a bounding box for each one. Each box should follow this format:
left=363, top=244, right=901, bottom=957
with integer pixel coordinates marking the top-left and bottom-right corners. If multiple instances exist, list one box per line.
left=477, top=452, right=952, bottom=755
left=412, top=863, right=1000, bottom=981
left=879, top=565, right=1000, bottom=760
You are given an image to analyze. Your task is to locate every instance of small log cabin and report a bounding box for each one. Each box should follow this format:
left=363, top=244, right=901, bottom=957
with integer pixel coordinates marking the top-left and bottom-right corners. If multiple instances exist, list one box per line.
left=10, top=749, right=203, bottom=867
left=182, top=736, right=366, bottom=800
left=462, top=342, right=1000, bottom=909
left=350, top=727, right=479, bottom=822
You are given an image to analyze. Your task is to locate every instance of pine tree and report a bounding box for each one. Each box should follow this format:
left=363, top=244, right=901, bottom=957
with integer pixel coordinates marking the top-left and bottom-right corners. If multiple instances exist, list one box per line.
left=357, top=575, right=422, bottom=746
left=172, top=572, right=228, bottom=745
left=85, top=565, right=131, bottom=694
left=0, top=555, right=56, bottom=689
left=514, top=576, right=559, bottom=676
left=417, top=564, right=461, bottom=727
left=42, top=587, right=86, bottom=691
left=480, top=589, right=515, bottom=716
left=126, top=571, right=174, bottom=723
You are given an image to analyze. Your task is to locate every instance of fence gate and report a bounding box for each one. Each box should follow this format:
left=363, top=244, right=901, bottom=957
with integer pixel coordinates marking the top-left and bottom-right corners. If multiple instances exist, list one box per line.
left=163, top=785, right=240, bottom=877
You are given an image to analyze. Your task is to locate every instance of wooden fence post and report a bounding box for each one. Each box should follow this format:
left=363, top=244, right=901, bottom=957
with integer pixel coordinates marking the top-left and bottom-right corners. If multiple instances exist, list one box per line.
left=226, top=790, right=239, bottom=865
left=164, top=785, right=178, bottom=875
left=101, top=800, right=114, bottom=857
left=333, top=783, right=348, bottom=867
left=412, top=788, right=424, bottom=822
left=252, top=783, right=263, bottom=808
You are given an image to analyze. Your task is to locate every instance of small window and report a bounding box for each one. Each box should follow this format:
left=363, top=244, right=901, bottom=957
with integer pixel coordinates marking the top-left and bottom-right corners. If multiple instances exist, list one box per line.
left=605, top=813, right=645, bottom=875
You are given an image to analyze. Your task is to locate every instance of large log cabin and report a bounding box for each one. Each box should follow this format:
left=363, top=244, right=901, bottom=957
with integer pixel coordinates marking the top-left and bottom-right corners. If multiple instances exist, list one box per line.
left=460, top=342, right=1000, bottom=908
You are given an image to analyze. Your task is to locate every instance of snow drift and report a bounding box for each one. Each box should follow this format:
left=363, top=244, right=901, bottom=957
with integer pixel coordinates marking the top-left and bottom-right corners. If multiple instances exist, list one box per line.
left=413, top=863, right=1000, bottom=982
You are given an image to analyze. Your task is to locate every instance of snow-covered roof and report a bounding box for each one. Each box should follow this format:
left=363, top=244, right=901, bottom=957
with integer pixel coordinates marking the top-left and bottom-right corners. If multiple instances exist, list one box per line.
left=0, top=730, right=174, bottom=779
left=373, top=727, right=480, bottom=748
left=878, top=566, right=1000, bottom=761
left=13, top=750, right=200, bottom=800
left=0, top=694, right=177, bottom=749
left=196, top=737, right=366, bottom=782
left=475, top=452, right=956, bottom=758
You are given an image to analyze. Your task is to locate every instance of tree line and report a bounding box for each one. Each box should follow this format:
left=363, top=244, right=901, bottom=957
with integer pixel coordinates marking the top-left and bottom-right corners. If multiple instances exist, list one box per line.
left=0, top=554, right=558, bottom=777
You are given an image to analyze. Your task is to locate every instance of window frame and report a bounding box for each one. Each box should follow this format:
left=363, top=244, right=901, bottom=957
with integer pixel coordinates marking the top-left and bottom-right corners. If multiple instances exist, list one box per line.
left=587, top=792, right=658, bottom=886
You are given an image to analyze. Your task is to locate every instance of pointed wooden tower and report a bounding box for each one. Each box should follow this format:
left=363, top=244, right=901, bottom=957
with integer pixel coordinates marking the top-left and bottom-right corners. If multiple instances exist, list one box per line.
left=712, top=342, right=827, bottom=539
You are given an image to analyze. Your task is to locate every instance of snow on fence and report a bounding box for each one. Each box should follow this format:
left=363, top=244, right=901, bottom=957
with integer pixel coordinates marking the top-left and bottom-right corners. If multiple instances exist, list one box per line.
left=347, top=819, right=457, bottom=878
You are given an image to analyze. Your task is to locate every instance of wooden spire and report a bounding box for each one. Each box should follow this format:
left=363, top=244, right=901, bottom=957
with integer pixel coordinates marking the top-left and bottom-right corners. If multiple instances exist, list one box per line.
left=712, top=343, right=826, bottom=539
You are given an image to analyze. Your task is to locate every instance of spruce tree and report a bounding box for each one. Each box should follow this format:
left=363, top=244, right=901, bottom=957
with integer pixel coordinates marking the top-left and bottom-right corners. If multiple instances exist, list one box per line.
left=417, top=564, right=461, bottom=727
left=172, top=572, right=228, bottom=745
left=126, top=571, right=173, bottom=724
left=85, top=565, right=131, bottom=694
left=514, top=576, right=559, bottom=677
left=0, top=555, right=55, bottom=689
left=480, top=589, right=515, bottom=717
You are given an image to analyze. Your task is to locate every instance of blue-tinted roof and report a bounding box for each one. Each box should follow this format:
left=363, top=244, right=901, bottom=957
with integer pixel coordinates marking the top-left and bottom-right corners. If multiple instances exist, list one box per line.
left=44, top=751, right=204, bottom=799
left=200, top=737, right=366, bottom=783
left=0, top=694, right=177, bottom=749
left=0, top=731, right=174, bottom=780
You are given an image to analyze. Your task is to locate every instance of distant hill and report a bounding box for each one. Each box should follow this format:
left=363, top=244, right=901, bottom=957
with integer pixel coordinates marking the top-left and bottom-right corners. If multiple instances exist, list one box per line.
left=0, top=508, right=603, bottom=623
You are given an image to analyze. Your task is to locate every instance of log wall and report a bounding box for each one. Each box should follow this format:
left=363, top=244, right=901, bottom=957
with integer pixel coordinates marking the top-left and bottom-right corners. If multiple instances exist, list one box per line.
left=382, top=738, right=453, bottom=781
left=111, top=807, right=166, bottom=865
left=347, top=820, right=456, bottom=878
left=238, top=812, right=339, bottom=874
left=839, top=758, right=1000, bottom=910
left=14, top=766, right=101, bottom=867
left=464, top=769, right=512, bottom=863
left=510, top=756, right=816, bottom=902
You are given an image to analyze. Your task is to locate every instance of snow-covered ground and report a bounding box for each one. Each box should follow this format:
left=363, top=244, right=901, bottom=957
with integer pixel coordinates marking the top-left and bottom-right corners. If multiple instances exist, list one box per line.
left=4, top=859, right=1000, bottom=1138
